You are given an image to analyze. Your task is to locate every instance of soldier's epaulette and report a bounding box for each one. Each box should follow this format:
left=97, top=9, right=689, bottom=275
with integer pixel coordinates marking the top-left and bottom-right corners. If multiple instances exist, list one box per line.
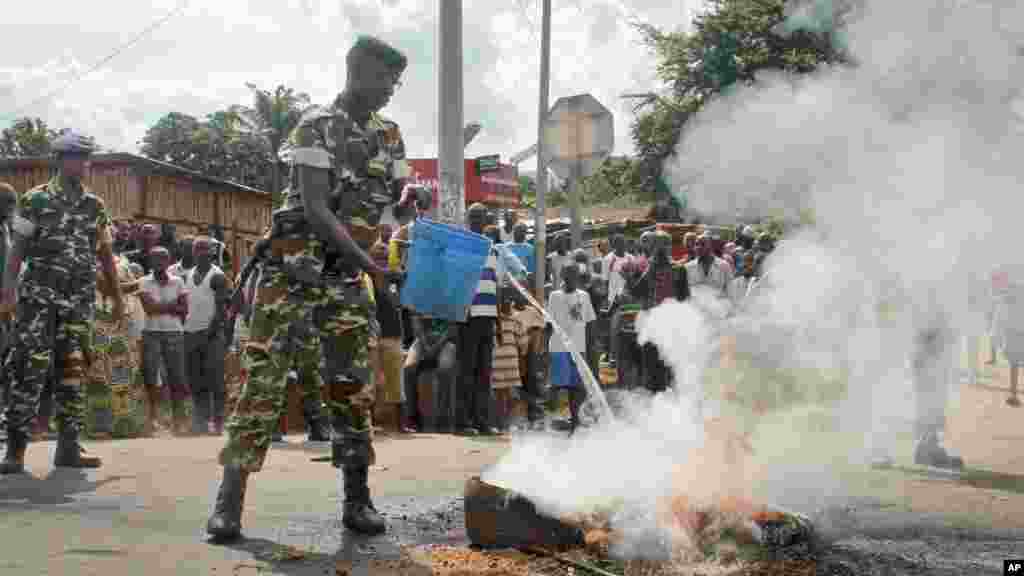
left=297, top=105, right=339, bottom=129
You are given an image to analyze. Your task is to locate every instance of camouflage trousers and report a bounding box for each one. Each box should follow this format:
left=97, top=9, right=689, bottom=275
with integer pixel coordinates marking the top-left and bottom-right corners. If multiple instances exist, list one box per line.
left=2, top=283, right=93, bottom=436
left=219, top=260, right=376, bottom=473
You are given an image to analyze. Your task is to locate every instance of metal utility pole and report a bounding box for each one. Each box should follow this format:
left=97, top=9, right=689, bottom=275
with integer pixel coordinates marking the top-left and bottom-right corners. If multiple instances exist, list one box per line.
left=438, top=0, right=465, bottom=224
left=569, top=113, right=582, bottom=249
left=534, top=0, right=551, bottom=301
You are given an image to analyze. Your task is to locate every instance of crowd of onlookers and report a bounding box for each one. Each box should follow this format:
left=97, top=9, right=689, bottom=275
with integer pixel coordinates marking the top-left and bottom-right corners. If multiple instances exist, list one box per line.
left=10, top=199, right=789, bottom=441
left=23, top=220, right=233, bottom=439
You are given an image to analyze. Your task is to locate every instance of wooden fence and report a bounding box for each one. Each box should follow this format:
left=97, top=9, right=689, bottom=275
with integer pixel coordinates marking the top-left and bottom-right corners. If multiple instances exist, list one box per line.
left=0, top=153, right=272, bottom=276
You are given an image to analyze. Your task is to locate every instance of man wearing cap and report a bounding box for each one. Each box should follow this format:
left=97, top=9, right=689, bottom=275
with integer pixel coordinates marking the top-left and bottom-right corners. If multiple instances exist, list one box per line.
left=0, top=131, right=124, bottom=473
left=207, top=35, right=411, bottom=540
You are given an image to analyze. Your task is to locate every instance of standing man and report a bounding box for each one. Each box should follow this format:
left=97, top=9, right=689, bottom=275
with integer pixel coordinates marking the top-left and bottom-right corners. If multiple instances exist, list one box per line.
left=206, top=35, right=410, bottom=540
left=504, top=223, right=535, bottom=277
left=139, top=246, right=190, bottom=435
left=169, top=236, right=194, bottom=279
left=207, top=224, right=232, bottom=273
left=547, top=232, right=572, bottom=289
left=184, top=237, right=228, bottom=435
left=0, top=131, right=123, bottom=473
left=456, top=203, right=499, bottom=436
left=630, top=231, right=689, bottom=393
left=684, top=232, right=733, bottom=299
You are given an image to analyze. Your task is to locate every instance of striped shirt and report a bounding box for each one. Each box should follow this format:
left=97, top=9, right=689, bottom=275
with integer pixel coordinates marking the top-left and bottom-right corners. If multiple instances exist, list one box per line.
left=491, top=313, right=523, bottom=389
left=470, top=248, right=499, bottom=318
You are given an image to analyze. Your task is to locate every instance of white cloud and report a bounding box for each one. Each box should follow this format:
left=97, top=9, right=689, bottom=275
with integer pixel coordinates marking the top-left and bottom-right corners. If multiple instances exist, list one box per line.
left=0, top=0, right=696, bottom=163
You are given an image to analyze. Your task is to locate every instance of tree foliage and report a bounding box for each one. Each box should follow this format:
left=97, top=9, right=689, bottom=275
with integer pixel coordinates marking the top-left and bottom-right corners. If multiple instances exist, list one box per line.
left=230, top=83, right=313, bottom=196
left=630, top=0, right=855, bottom=210
left=139, top=83, right=312, bottom=206
left=579, top=156, right=648, bottom=206
left=0, top=117, right=59, bottom=158
left=140, top=110, right=272, bottom=193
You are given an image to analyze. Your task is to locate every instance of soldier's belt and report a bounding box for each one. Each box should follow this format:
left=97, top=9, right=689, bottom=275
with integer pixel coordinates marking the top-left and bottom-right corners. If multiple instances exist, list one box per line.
left=270, top=238, right=309, bottom=259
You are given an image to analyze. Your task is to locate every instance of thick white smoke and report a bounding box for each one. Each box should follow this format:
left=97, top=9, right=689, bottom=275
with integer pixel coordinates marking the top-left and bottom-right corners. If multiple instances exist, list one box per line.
left=485, top=0, right=1024, bottom=558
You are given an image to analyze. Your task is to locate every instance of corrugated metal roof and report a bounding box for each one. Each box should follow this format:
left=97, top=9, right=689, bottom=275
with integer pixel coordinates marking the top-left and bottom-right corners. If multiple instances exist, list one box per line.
left=0, top=152, right=269, bottom=196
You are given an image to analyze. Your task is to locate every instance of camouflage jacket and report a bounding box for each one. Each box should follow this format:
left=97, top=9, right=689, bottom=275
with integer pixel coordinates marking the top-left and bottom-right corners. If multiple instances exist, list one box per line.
left=13, top=176, right=111, bottom=293
left=275, top=104, right=410, bottom=252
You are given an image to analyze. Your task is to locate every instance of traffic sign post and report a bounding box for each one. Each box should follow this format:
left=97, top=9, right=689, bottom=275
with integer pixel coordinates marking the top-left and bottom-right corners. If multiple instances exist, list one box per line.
left=542, top=93, right=614, bottom=249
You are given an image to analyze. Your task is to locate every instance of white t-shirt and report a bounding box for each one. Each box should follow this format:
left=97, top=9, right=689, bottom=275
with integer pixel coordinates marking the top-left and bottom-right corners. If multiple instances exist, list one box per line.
left=140, top=274, right=187, bottom=332
left=546, top=288, right=596, bottom=355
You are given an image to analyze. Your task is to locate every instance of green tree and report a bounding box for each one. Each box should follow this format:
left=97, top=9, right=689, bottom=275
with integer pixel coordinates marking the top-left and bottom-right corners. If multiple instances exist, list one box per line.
left=0, top=117, right=59, bottom=158
left=579, top=156, right=646, bottom=206
left=139, top=110, right=273, bottom=193
left=630, top=0, right=853, bottom=206
left=139, top=112, right=203, bottom=166
left=230, top=83, right=313, bottom=199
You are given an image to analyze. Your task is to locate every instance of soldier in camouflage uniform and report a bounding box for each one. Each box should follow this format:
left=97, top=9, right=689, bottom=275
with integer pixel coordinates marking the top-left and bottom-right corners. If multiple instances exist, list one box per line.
left=206, top=35, right=412, bottom=540
left=0, top=131, right=124, bottom=474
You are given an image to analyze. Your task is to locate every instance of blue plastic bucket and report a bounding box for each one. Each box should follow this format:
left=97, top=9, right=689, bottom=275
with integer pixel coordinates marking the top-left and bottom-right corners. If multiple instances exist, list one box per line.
left=400, top=219, right=493, bottom=322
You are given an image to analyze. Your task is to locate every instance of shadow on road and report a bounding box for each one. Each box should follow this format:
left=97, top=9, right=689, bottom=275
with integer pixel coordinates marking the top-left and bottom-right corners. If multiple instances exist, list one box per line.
left=212, top=536, right=337, bottom=576
left=211, top=529, right=410, bottom=576
left=0, top=469, right=134, bottom=507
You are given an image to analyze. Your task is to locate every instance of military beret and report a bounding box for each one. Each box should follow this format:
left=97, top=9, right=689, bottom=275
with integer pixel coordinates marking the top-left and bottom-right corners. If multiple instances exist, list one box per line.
left=52, top=130, right=96, bottom=155
left=348, top=35, right=408, bottom=72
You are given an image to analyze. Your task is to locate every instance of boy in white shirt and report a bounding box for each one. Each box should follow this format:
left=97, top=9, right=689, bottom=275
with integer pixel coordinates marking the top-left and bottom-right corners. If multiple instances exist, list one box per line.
left=546, top=265, right=596, bottom=432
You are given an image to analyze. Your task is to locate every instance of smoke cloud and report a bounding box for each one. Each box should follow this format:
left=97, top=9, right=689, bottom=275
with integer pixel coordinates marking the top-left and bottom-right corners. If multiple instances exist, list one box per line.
left=486, top=0, right=1024, bottom=559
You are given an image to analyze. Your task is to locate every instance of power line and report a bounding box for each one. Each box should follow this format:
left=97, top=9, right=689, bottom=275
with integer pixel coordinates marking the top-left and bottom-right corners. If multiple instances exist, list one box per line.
left=0, top=1, right=189, bottom=124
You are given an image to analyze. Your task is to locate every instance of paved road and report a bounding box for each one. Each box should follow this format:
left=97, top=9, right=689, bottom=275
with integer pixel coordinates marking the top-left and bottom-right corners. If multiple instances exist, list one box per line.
left=0, top=433, right=509, bottom=575
left=2, top=355, right=1023, bottom=575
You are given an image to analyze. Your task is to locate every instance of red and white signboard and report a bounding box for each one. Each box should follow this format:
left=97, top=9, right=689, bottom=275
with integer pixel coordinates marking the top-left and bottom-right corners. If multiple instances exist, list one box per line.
left=407, top=158, right=521, bottom=210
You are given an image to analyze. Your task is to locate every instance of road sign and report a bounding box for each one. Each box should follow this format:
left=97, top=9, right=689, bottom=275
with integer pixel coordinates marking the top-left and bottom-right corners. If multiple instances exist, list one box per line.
left=541, top=93, right=614, bottom=248
left=476, top=154, right=500, bottom=174
left=542, top=93, right=614, bottom=181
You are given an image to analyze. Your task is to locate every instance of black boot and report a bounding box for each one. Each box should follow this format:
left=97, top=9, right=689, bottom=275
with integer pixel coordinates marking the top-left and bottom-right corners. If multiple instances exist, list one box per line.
left=304, top=402, right=330, bottom=442
left=53, top=428, right=101, bottom=468
left=341, top=466, right=386, bottom=535
left=0, top=430, right=27, bottom=475
left=206, top=466, right=249, bottom=541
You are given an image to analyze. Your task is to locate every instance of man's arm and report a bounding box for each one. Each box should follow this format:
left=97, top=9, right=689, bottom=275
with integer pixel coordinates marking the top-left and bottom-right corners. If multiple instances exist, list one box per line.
left=3, top=196, right=37, bottom=309
left=139, top=291, right=177, bottom=316
left=292, top=115, right=383, bottom=277
left=97, top=230, right=123, bottom=309
left=175, top=283, right=189, bottom=321
left=209, top=272, right=228, bottom=336
left=2, top=234, right=24, bottom=298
